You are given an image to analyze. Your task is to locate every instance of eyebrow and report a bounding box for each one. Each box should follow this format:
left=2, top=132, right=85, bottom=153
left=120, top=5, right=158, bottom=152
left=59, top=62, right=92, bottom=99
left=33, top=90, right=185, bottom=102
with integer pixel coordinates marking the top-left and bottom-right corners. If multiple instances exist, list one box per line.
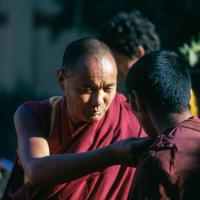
left=81, top=83, right=116, bottom=88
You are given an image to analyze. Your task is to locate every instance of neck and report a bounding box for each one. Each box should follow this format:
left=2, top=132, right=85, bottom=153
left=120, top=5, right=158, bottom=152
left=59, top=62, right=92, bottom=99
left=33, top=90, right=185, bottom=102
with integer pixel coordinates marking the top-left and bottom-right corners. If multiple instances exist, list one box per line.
left=151, top=110, right=193, bottom=136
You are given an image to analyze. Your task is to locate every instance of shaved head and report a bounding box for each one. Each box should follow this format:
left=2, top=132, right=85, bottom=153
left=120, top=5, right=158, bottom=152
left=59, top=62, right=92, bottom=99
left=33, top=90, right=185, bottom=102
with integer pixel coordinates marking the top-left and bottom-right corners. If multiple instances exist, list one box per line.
left=62, top=38, right=116, bottom=74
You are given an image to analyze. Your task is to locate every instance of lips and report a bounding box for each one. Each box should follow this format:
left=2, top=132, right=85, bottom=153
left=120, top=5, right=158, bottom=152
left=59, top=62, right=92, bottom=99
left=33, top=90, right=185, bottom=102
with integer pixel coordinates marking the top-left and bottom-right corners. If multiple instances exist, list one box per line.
left=88, top=108, right=105, bottom=116
left=90, top=110, right=103, bottom=116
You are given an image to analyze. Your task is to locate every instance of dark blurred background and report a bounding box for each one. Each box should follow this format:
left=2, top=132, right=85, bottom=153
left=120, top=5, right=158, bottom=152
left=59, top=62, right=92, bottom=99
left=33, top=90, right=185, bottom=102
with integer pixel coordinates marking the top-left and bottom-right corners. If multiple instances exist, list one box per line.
left=1, top=0, right=200, bottom=162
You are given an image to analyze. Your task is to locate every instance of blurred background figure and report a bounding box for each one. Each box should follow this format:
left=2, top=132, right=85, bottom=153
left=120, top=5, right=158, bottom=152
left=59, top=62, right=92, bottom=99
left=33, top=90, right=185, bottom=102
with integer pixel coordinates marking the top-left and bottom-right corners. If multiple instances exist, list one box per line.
left=99, top=10, right=160, bottom=94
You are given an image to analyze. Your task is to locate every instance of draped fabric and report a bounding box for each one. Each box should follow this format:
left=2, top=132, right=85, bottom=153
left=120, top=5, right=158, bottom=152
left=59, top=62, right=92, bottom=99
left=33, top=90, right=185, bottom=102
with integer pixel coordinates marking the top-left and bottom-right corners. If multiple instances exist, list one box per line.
left=10, top=93, right=145, bottom=200
left=129, top=117, right=200, bottom=200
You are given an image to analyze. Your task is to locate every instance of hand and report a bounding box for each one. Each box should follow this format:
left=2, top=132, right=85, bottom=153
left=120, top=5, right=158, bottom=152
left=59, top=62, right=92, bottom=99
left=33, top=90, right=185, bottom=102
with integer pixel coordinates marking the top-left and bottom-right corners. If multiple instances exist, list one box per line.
left=110, top=137, right=153, bottom=166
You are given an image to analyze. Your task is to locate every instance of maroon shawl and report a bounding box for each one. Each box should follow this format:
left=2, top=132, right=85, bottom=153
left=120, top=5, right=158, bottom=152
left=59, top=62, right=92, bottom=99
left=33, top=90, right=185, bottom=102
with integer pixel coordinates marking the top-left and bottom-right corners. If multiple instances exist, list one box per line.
left=11, top=93, right=145, bottom=200
left=129, top=117, right=200, bottom=200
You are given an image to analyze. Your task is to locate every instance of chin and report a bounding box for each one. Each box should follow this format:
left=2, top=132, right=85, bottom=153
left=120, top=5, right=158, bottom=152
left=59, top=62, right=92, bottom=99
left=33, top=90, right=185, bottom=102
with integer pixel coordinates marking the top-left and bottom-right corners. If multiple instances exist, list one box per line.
left=89, top=114, right=105, bottom=123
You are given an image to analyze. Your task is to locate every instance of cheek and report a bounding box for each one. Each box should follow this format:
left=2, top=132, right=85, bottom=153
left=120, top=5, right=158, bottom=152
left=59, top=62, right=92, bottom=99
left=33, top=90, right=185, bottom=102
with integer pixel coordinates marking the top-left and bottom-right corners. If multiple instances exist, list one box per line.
left=69, top=94, right=91, bottom=110
left=65, top=85, right=89, bottom=104
left=66, top=93, right=91, bottom=122
left=104, top=92, right=116, bottom=108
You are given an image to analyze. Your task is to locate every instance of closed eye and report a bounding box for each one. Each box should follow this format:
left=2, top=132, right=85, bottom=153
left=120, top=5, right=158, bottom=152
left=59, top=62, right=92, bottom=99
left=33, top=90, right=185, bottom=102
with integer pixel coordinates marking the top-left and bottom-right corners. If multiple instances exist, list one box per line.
left=79, top=88, right=93, bottom=94
left=104, top=86, right=114, bottom=92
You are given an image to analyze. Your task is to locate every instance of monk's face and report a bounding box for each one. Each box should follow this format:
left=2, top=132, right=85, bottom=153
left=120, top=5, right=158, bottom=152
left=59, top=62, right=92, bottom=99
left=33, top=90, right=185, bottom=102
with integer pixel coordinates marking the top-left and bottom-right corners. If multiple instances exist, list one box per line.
left=59, top=54, right=117, bottom=126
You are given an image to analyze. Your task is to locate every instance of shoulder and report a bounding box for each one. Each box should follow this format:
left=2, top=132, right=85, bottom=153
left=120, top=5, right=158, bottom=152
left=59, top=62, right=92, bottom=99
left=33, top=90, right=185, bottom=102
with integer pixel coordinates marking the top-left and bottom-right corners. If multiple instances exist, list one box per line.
left=23, top=99, right=51, bottom=115
left=178, top=117, right=200, bottom=132
left=14, top=99, right=52, bottom=134
left=130, top=149, right=175, bottom=199
left=134, top=150, right=169, bottom=192
left=115, top=92, right=127, bottom=102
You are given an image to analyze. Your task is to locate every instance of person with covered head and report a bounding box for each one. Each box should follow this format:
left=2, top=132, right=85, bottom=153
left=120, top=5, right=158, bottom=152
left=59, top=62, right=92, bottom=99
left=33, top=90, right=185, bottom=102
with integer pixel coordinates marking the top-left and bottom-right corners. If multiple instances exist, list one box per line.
left=126, top=50, right=200, bottom=200
left=99, top=10, right=160, bottom=94
left=9, top=38, right=150, bottom=199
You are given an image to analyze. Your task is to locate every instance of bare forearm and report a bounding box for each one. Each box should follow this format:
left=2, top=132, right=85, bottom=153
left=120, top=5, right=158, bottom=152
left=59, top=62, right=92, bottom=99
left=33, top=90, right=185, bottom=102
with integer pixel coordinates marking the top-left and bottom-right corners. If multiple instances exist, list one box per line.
left=25, top=137, right=152, bottom=186
left=25, top=146, right=115, bottom=186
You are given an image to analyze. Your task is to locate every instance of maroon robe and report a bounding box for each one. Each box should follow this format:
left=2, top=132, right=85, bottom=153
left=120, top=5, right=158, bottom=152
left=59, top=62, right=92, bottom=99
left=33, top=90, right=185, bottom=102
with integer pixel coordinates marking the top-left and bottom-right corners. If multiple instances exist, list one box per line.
left=129, top=117, right=200, bottom=200
left=10, top=93, right=146, bottom=200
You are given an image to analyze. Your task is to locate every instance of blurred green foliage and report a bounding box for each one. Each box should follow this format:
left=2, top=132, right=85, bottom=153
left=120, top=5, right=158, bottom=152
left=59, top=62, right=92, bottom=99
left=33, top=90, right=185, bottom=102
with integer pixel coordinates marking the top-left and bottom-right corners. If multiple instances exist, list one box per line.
left=179, top=34, right=200, bottom=67
left=179, top=34, right=200, bottom=116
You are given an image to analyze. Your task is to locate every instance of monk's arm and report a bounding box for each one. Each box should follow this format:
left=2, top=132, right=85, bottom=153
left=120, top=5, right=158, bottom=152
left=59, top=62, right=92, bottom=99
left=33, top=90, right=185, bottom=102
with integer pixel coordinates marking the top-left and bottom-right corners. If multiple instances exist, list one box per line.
left=14, top=105, right=151, bottom=186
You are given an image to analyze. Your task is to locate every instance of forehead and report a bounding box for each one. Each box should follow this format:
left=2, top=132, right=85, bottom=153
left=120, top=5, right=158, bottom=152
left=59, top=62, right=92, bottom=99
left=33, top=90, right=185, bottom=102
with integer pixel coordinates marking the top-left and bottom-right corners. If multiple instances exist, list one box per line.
left=70, top=54, right=117, bottom=78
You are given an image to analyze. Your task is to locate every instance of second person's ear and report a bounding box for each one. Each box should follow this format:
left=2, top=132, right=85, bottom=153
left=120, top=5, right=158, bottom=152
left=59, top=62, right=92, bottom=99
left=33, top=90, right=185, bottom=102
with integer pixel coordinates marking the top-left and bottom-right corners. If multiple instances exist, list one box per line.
left=57, top=68, right=66, bottom=90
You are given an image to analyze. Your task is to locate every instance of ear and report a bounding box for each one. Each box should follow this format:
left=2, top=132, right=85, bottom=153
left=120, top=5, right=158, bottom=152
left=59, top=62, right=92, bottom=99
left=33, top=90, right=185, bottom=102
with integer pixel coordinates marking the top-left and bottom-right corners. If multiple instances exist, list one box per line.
left=129, top=90, right=144, bottom=113
left=137, top=45, right=145, bottom=58
left=57, top=68, right=66, bottom=90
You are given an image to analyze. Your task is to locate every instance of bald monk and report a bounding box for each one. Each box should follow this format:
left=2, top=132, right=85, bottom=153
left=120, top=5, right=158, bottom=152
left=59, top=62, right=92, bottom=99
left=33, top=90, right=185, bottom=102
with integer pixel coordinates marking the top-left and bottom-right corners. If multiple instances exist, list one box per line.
left=10, top=38, right=149, bottom=200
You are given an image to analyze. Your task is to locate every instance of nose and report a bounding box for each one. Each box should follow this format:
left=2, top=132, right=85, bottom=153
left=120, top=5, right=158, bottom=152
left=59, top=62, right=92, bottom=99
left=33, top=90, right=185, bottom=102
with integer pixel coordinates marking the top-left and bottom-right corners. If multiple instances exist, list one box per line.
left=91, top=90, right=104, bottom=107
